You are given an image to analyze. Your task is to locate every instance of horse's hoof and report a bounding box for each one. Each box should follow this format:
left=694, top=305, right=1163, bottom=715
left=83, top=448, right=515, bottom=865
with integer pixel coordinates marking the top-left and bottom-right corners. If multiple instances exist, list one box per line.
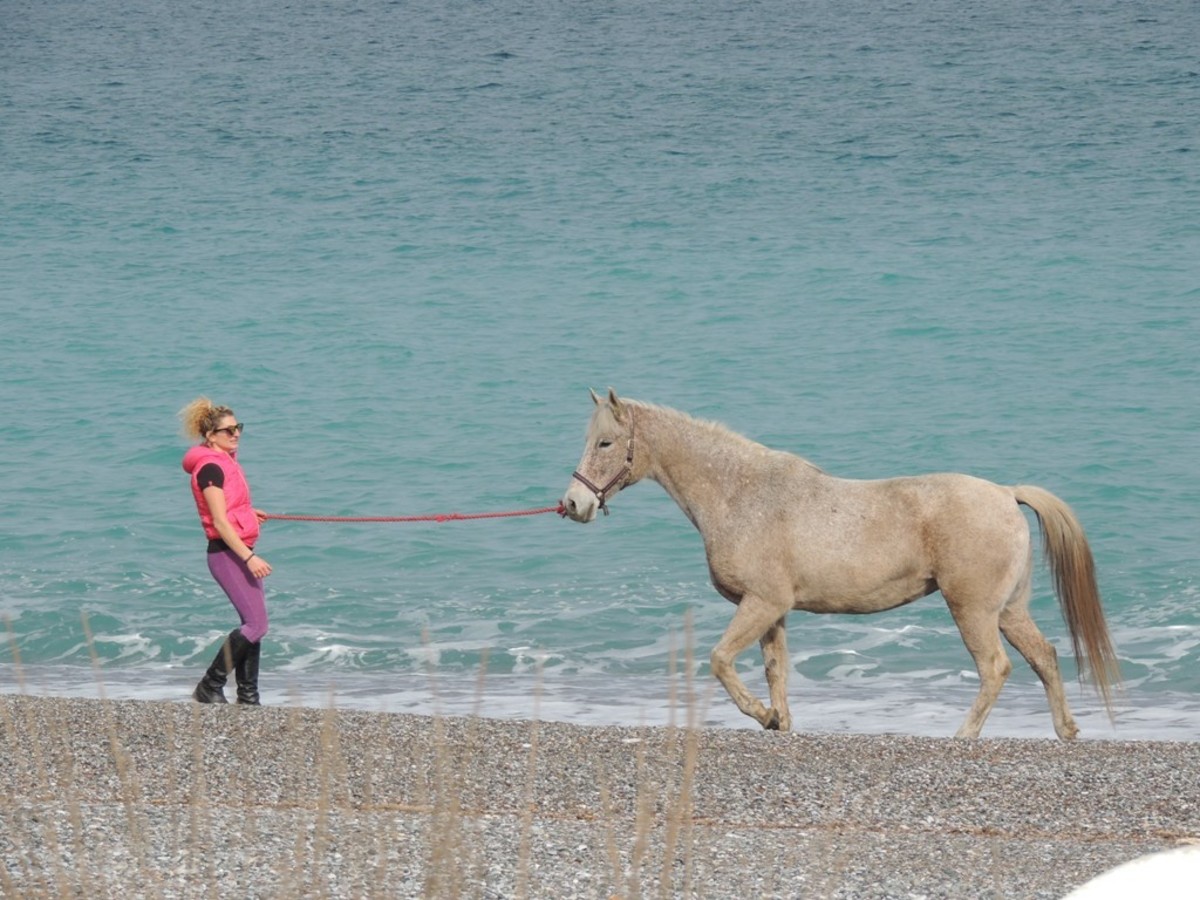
left=764, top=710, right=781, bottom=731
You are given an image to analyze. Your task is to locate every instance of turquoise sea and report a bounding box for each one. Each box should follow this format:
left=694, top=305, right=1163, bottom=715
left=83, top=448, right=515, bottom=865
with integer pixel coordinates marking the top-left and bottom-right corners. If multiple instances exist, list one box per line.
left=2, top=0, right=1197, bottom=739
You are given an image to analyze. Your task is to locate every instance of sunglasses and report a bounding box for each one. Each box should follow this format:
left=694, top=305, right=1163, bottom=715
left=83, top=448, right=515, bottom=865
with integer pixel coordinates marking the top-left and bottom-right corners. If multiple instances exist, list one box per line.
left=212, top=423, right=245, bottom=436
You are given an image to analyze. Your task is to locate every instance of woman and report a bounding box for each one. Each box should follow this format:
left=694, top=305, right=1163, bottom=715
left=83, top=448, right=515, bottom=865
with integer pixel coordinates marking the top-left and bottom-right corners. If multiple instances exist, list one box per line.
left=179, top=397, right=273, bottom=705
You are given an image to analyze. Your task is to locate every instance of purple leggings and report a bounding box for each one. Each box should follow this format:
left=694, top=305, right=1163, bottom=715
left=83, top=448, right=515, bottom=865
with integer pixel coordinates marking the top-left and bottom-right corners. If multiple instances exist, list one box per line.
left=207, top=548, right=269, bottom=643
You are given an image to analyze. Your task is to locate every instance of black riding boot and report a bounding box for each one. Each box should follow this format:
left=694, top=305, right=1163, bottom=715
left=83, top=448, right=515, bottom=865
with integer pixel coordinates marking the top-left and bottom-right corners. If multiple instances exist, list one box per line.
left=192, top=629, right=253, bottom=704
left=235, top=640, right=262, bottom=705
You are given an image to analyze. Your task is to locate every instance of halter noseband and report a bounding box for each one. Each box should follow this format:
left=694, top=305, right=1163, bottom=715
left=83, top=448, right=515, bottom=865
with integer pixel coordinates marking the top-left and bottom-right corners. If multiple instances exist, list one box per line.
left=570, top=412, right=635, bottom=516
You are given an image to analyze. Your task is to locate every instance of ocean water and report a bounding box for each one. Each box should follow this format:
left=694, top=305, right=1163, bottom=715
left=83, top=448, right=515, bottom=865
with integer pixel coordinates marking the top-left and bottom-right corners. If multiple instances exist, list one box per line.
left=2, top=0, right=1197, bottom=740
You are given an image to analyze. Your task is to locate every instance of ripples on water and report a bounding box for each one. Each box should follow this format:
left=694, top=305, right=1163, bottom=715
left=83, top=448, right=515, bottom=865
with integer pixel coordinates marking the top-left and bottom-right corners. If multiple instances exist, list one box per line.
left=2, top=0, right=1197, bottom=738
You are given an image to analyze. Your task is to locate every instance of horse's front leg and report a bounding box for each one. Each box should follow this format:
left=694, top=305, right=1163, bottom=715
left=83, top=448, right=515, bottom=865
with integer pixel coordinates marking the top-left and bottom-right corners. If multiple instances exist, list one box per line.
left=711, top=593, right=793, bottom=731
left=759, top=616, right=792, bottom=731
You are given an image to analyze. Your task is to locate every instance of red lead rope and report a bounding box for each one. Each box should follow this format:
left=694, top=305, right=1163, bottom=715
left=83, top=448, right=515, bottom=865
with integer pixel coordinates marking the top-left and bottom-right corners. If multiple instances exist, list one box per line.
left=262, top=504, right=565, bottom=524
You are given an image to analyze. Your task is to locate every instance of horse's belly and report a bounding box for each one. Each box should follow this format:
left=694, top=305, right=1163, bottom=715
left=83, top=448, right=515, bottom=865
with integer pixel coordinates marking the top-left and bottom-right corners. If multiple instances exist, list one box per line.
left=793, top=574, right=938, bottom=615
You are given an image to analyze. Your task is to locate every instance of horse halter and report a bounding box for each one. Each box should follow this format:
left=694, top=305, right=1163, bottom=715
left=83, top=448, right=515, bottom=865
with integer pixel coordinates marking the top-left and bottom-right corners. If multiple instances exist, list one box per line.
left=570, top=413, right=636, bottom=516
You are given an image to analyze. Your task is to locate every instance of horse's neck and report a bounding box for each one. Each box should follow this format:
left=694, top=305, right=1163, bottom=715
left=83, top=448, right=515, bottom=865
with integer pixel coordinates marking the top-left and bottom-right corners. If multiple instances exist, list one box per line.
left=637, top=406, right=758, bottom=526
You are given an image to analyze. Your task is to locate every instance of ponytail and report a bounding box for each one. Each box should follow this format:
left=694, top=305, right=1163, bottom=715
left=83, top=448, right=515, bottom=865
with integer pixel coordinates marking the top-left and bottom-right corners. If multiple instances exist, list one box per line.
left=178, top=396, right=235, bottom=440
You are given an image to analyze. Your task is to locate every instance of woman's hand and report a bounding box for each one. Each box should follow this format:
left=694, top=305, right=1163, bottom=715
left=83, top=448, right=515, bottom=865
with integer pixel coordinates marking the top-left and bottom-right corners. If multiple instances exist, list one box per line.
left=247, top=554, right=272, bottom=578
left=204, top=488, right=273, bottom=578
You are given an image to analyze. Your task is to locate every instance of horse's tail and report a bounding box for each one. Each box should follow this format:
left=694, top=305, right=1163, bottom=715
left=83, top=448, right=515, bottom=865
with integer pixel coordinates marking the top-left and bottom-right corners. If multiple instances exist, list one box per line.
left=1014, top=484, right=1120, bottom=717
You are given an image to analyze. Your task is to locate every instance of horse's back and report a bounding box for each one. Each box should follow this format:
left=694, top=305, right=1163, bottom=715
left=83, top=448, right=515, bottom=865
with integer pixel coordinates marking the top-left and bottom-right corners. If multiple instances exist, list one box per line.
left=802, top=470, right=1021, bottom=539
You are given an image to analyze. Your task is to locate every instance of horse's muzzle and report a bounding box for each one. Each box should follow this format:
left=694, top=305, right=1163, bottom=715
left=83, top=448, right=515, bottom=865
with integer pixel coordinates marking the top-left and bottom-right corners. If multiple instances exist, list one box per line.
left=560, top=482, right=599, bottom=523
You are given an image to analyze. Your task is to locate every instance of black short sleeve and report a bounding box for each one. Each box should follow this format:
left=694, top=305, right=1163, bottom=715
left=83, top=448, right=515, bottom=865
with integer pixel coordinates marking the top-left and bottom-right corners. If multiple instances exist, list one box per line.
left=197, top=462, right=225, bottom=490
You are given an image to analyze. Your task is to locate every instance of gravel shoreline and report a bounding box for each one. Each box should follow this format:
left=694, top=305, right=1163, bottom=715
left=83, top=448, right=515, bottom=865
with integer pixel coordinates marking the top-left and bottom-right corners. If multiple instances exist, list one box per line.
left=2, top=694, right=1198, bottom=898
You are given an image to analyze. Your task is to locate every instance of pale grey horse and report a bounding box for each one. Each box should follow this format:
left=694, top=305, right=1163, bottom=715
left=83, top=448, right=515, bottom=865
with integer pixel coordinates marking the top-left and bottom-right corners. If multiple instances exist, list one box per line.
left=561, top=390, right=1119, bottom=740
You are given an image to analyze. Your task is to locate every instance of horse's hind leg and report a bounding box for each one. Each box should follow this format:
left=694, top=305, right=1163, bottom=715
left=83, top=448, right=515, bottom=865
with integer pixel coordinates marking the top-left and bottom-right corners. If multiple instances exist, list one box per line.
left=945, top=597, right=1012, bottom=739
left=759, top=616, right=792, bottom=731
left=1000, top=600, right=1079, bottom=741
left=711, top=593, right=791, bottom=730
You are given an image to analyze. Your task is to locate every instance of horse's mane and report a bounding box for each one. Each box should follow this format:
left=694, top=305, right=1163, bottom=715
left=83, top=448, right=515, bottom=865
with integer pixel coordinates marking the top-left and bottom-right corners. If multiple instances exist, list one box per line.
left=617, top=398, right=825, bottom=472
left=628, top=399, right=753, bottom=444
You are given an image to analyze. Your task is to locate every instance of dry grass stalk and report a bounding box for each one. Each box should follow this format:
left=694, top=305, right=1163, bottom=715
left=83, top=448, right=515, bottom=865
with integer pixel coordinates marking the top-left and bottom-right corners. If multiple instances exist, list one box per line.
left=1, top=618, right=35, bottom=898
left=659, top=621, right=702, bottom=898
left=83, top=613, right=155, bottom=881
left=1, top=619, right=740, bottom=898
left=420, top=631, right=474, bottom=899
left=514, top=663, right=545, bottom=900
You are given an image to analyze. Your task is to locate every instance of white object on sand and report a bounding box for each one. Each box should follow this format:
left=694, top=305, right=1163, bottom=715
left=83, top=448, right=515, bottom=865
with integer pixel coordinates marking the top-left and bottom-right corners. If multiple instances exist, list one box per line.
left=1063, top=845, right=1200, bottom=899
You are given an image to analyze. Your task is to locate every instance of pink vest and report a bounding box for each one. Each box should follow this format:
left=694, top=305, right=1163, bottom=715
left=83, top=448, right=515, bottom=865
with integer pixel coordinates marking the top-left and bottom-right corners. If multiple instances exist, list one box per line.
left=182, top=445, right=261, bottom=545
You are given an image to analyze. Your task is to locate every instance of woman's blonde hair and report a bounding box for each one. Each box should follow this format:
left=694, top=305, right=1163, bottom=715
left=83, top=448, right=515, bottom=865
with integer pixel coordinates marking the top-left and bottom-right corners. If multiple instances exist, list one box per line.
left=178, top=396, right=236, bottom=440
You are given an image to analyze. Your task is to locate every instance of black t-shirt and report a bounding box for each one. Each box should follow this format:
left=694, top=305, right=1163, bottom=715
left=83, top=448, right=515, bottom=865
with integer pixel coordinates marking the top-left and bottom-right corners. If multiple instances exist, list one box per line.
left=197, top=462, right=225, bottom=490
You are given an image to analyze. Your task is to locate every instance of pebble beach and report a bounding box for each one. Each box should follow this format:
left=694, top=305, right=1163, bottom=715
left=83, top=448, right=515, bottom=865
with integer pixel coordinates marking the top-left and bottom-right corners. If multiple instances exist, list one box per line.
left=2, top=694, right=1197, bottom=899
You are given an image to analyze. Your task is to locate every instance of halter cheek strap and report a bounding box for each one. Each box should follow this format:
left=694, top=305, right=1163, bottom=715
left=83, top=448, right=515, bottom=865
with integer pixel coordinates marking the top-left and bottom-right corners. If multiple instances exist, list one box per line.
left=571, top=416, right=636, bottom=516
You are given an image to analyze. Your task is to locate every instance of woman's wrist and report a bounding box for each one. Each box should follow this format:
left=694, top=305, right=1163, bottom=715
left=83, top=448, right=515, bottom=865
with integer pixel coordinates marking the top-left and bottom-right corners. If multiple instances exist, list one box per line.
left=244, top=552, right=256, bottom=563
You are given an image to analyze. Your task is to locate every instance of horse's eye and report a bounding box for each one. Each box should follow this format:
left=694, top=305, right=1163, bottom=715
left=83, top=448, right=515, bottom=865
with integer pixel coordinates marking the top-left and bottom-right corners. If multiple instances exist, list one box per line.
left=598, top=440, right=613, bottom=449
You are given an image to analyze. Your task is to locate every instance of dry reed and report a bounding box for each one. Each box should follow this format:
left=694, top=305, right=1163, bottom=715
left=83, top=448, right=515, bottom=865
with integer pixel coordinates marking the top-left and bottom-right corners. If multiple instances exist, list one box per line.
left=6, top=613, right=1193, bottom=899
left=0, top=613, right=718, bottom=899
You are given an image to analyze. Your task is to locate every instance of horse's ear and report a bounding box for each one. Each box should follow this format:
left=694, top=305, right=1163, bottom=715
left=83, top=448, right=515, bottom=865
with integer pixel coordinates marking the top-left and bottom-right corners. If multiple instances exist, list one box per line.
left=607, top=388, right=625, bottom=419
left=589, top=388, right=601, bottom=406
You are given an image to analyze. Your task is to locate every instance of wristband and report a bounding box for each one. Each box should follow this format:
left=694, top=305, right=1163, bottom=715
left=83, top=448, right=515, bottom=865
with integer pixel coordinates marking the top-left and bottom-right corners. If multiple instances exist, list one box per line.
left=244, top=552, right=256, bottom=563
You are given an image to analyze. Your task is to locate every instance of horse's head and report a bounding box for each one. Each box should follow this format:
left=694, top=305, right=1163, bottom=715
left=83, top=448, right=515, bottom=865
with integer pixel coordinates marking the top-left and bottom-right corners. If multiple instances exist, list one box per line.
left=561, top=388, right=636, bottom=523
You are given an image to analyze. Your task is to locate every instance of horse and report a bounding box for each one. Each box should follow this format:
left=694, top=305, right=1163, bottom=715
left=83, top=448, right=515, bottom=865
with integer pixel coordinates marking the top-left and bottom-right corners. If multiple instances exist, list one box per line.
left=560, top=389, right=1120, bottom=740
